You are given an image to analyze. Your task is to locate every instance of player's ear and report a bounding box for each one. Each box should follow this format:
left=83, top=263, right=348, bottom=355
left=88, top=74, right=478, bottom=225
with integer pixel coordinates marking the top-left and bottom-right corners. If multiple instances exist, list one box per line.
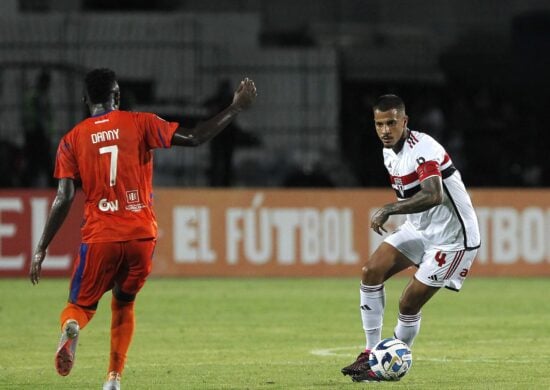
left=114, top=91, right=120, bottom=109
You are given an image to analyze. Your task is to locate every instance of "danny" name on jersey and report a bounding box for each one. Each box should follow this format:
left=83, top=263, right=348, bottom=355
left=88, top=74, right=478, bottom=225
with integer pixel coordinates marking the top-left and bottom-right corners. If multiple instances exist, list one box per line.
left=91, top=128, right=120, bottom=144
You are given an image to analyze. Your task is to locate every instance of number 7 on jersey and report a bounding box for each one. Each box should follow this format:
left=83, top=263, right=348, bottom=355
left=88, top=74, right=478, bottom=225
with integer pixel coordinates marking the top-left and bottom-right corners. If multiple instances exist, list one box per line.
left=99, top=145, right=118, bottom=186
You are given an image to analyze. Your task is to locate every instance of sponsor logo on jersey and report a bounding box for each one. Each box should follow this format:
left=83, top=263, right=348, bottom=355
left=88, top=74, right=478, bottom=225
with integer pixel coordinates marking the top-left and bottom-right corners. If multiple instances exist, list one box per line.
left=125, top=203, right=147, bottom=212
left=126, top=190, right=139, bottom=203
left=394, top=177, right=405, bottom=198
left=98, top=198, right=119, bottom=212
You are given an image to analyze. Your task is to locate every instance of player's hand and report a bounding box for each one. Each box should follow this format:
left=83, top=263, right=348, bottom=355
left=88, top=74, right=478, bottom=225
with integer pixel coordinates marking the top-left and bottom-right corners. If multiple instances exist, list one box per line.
left=232, top=77, right=257, bottom=111
left=371, top=207, right=390, bottom=236
left=30, top=248, right=46, bottom=285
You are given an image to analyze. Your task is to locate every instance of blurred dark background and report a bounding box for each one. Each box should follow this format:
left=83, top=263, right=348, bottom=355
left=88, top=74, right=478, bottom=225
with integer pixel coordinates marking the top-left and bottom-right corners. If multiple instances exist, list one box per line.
left=1, top=0, right=548, bottom=188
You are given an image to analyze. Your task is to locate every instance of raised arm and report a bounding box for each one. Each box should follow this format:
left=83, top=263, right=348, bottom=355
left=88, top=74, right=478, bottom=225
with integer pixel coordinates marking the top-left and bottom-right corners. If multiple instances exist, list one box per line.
left=171, top=78, right=257, bottom=147
left=30, top=177, right=76, bottom=284
left=371, top=175, right=443, bottom=235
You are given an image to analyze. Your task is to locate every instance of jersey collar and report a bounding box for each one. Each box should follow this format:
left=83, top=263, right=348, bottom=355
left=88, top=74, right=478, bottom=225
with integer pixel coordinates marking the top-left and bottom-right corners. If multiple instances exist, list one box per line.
left=91, top=109, right=115, bottom=118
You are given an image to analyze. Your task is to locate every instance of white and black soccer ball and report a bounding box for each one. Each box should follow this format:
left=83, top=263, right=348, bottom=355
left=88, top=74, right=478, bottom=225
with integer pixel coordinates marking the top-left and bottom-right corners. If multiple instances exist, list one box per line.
left=368, top=338, right=412, bottom=381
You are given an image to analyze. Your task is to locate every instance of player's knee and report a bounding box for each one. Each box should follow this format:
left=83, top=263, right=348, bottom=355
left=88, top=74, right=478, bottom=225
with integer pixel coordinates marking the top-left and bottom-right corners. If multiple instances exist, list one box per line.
left=361, top=262, right=384, bottom=284
left=361, top=264, right=371, bottom=278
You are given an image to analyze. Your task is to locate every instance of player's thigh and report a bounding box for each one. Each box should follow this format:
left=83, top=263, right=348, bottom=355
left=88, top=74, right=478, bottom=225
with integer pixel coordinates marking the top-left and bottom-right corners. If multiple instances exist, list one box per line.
left=415, top=248, right=477, bottom=291
left=68, top=242, right=123, bottom=307
left=363, top=243, right=412, bottom=283
left=115, top=238, right=156, bottom=295
left=383, top=222, right=425, bottom=267
left=363, top=223, right=424, bottom=282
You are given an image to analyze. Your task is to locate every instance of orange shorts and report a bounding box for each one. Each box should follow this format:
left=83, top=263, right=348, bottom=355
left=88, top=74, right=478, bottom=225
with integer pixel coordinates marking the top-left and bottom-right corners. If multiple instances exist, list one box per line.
left=68, top=238, right=156, bottom=308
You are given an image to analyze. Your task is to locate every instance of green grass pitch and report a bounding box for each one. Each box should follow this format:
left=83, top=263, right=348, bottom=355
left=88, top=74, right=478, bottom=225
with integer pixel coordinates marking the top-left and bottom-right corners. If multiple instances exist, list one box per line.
left=0, top=277, right=549, bottom=389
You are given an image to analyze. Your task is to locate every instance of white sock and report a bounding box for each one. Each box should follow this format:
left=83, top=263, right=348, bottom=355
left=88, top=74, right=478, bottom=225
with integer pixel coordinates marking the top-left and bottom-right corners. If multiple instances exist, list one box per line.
left=394, top=312, right=421, bottom=347
left=360, top=283, right=385, bottom=350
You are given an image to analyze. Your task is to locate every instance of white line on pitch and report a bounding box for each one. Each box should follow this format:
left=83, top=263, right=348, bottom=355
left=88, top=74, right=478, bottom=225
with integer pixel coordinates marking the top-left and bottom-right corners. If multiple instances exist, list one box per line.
left=309, top=346, right=543, bottom=363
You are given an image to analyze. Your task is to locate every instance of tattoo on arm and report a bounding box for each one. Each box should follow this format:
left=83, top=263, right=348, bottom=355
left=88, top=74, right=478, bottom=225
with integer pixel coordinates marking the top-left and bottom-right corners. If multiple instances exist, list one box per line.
left=385, top=176, right=443, bottom=216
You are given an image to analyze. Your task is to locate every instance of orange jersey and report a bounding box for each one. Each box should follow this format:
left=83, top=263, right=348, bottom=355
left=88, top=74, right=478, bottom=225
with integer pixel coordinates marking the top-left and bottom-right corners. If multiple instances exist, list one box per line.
left=54, top=110, right=179, bottom=243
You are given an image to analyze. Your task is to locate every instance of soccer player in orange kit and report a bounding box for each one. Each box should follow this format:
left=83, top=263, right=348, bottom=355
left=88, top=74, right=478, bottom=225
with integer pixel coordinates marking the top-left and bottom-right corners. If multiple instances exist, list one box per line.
left=29, top=68, right=257, bottom=390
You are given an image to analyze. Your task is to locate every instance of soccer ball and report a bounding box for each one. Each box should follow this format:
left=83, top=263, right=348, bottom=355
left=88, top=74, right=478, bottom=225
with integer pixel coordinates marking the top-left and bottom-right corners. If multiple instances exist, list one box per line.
left=368, top=338, right=412, bottom=381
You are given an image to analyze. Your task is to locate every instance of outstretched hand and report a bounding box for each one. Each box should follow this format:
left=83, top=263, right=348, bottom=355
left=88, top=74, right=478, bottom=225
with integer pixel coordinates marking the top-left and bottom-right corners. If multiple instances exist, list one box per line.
left=30, top=249, right=46, bottom=285
left=232, top=77, right=257, bottom=111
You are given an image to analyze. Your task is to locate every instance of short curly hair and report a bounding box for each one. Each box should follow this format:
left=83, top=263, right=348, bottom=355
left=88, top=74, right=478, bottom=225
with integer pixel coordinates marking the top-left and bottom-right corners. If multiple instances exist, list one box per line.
left=84, top=68, right=117, bottom=104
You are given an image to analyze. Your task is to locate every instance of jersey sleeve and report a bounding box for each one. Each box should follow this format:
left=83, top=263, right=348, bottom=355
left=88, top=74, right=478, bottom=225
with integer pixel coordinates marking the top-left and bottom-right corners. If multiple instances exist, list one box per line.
left=411, top=134, right=446, bottom=182
left=136, top=112, right=179, bottom=150
left=54, top=134, right=80, bottom=180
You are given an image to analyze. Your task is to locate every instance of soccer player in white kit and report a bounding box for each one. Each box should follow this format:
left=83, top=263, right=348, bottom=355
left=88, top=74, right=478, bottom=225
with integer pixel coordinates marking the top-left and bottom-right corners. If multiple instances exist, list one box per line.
left=341, top=94, right=481, bottom=382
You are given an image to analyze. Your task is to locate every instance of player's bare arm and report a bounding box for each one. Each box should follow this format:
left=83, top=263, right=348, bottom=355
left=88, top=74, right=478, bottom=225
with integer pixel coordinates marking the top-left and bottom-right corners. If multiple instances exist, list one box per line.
left=171, top=77, right=257, bottom=146
left=371, top=175, right=443, bottom=235
left=30, top=178, right=75, bottom=285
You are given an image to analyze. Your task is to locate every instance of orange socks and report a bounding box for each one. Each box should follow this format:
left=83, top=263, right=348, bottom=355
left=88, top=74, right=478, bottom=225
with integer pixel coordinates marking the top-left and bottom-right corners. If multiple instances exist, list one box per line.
left=60, top=303, right=95, bottom=331
left=108, top=297, right=135, bottom=374
left=59, top=298, right=136, bottom=375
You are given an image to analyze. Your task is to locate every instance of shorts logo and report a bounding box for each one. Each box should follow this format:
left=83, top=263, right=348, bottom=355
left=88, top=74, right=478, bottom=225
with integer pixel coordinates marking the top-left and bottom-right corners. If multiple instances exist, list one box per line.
left=98, top=198, right=119, bottom=212
left=428, top=274, right=438, bottom=281
left=126, top=190, right=139, bottom=204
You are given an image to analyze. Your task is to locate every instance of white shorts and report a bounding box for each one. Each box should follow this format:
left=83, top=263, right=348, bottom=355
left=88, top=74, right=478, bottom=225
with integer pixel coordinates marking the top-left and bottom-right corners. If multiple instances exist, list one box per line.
left=384, top=221, right=477, bottom=291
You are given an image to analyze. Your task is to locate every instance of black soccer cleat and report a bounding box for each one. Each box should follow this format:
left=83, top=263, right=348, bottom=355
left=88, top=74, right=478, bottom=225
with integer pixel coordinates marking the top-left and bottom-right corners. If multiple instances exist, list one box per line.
left=351, top=368, right=381, bottom=383
left=341, top=350, right=371, bottom=376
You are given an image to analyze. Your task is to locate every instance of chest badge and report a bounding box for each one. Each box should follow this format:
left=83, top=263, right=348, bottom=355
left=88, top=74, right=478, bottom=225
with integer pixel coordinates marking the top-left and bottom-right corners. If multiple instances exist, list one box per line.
left=394, top=177, right=405, bottom=197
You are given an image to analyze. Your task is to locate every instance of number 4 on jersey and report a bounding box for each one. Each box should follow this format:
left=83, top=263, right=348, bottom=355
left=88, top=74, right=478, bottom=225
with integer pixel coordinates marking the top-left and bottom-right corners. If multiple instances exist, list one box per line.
left=99, top=145, right=118, bottom=186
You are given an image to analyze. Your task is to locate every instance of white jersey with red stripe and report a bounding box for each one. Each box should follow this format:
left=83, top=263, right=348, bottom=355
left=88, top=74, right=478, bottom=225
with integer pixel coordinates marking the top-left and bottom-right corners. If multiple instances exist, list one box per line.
left=383, top=129, right=480, bottom=251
